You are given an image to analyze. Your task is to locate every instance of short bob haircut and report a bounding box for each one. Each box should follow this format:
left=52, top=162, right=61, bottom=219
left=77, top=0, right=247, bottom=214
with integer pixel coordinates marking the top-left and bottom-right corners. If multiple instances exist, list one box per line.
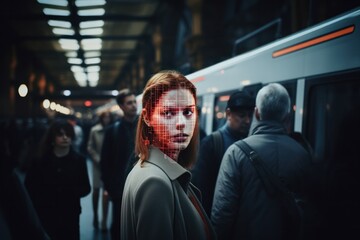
left=39, top=119, right=75, bottom=159
left=135, top=70, right=199, bottom=169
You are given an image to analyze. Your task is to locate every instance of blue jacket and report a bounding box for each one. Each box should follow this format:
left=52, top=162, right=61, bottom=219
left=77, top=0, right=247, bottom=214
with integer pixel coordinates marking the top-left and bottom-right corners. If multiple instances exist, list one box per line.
left=211, top=120, right=311, bottom=240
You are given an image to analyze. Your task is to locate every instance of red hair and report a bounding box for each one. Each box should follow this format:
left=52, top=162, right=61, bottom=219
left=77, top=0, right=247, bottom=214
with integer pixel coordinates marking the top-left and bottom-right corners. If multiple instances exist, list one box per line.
left=135, top=70, right=199, bottom=169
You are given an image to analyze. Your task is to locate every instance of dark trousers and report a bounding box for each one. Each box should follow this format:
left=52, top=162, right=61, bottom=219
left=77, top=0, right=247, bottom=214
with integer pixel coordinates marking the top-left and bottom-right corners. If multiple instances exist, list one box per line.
left=110, top=197, right=121, bottom=240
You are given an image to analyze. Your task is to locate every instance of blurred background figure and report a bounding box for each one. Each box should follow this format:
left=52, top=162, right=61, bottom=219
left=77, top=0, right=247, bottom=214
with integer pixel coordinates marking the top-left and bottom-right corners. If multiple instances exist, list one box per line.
left=25, top=119, right=91, bottom=240
left=100, top=88, right=138, bottom=240
left=87, top=111, right=113, bottom=231
left=0, top=120, right=50, bottom=240
left=67, top=115, right=84, bottom=155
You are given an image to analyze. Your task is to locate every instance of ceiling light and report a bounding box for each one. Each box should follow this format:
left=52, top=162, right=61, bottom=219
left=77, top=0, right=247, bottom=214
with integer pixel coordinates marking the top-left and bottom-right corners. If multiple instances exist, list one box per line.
left=80, top=20, right=104, bottom=29
left=43, top=8, right=70, bottom=16
left=88, top=72, right=99, bottom=81
left=78, top=8, right=105, bottom=16
left=75, top=0, right=106, bottom=7
left=68, top=58, right=83, bottom=64
left=66, top=51, right=78, bottom=58
left=48, top=20, right=71, bottom=28
left=74, top=72, right=87, bottom=81
left=87, top=66, right=100, bottom=72
left=53, top=28, right=75, bottom=35
left=71, top=66, right=85, bottom=73
left=85, top=58, right=101, bottom=64
left=63, top=90, right=71, bottom=96
left=80, top=28, right=103, bottom=35
left=84, top=51, right=101, bottom=58
left=89, top=81, right=98, bottom=87
left=38, top=0, right=68, bottom=7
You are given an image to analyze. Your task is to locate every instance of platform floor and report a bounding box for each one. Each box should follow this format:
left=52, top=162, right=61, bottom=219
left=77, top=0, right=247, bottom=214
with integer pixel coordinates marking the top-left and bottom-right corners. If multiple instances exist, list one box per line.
left=80, top=159, right=112, bottom=240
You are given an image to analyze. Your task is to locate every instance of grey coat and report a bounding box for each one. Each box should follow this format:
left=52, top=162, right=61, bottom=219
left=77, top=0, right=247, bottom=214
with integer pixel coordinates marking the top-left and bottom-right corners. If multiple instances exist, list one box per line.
left=211, top=120, right=311, bottom=240
left=121, top=147, right=216, bottom=240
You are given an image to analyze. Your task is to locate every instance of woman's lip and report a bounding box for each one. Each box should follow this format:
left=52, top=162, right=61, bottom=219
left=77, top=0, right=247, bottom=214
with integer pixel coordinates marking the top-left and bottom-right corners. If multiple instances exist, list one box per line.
left=172, top=136, right=188, bottom=142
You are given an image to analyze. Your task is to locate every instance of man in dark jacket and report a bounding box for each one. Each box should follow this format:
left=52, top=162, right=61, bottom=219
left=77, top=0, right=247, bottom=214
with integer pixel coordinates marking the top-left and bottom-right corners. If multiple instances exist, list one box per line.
left=100, top=88, right=138, bottom=240
left=192, top=90, right=255, bottom=216
left=211, top=83, right=311, bottom=240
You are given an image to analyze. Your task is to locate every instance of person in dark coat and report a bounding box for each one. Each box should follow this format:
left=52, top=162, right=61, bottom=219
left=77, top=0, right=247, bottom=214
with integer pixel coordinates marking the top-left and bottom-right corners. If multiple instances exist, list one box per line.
left=211, top=83, right=311, bottom=240
left=25, top=119, right=91, bottom=240
left=0, top=121, right=50, bottom=240
left=191, top=90, right=255, bottom=216
left=100, top=88, right=138, bottom=240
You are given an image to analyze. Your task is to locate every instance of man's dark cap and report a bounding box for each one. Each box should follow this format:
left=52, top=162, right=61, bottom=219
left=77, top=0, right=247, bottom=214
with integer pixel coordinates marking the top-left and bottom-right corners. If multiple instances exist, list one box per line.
left=226, top=91, right=255, bottom=110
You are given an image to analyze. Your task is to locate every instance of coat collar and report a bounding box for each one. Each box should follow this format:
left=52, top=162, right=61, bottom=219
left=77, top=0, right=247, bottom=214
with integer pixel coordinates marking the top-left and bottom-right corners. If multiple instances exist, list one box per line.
left=146, top=147, right=191, bottom=185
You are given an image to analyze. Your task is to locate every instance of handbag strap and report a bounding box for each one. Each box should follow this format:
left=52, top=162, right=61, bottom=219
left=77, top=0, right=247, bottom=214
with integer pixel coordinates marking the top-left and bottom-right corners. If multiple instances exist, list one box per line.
left=234, top=140, right=290, bottom=197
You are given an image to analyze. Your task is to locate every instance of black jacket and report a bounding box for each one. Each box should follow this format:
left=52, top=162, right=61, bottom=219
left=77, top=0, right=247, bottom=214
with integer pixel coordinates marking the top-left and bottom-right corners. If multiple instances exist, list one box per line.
left=211, top=120, right=312, bottom=240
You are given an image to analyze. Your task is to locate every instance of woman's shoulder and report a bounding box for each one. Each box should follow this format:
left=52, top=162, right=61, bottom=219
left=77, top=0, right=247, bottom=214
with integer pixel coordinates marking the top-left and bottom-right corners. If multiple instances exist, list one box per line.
left=128, top=162, right=173, bottom=191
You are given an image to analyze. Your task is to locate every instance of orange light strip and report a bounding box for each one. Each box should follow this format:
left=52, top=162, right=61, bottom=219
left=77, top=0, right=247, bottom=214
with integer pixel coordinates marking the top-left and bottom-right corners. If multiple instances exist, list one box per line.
left=190, top=76, right=205, bottom=83
left=272, top=25, right=355, bottom=58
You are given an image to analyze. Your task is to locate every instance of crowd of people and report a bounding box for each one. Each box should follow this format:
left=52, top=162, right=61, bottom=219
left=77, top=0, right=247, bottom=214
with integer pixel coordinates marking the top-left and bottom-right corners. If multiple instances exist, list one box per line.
left=1, top=70, right=329, bottom=240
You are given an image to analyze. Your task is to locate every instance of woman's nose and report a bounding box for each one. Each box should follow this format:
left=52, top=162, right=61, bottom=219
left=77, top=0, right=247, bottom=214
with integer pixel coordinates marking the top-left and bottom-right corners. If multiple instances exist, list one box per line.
left=176, top=115, right=186, bottom=130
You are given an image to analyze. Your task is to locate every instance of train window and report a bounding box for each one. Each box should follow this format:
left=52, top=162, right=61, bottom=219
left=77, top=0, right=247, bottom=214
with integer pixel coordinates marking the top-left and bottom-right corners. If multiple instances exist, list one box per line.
left=212, top=91, right=235, bottom=131
left=279, top=81, right=297, bottom=132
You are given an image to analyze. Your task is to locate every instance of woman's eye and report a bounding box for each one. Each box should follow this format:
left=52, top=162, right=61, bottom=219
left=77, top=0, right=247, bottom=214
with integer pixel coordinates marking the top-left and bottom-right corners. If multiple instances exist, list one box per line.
left=183, top=109, right=193, bottom=116
left=163, top=110, right=174, bottom=117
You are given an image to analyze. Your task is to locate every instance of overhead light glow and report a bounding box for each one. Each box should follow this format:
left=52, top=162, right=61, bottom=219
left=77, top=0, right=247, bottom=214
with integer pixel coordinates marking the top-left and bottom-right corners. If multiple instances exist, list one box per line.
left=75, top=0, right=106, bottom=7
left=88, top=72, right=99, bottom=81
left=85, top=58, right=101, bottom=64
left=18, top=84, right=28, bottom=97
left=81, top=38, right=102, bottom=50
left=78, top=8, right=105, bottom=16
left=80, top=20, right=104, bottom=29
left=80, top=28, right=103, bottom=35
left=68, top=58, right=83, bottom=64
left=42, top=99, right=51, bottom=109
left=84, top=51, right=101, bottom=58
left=43, top=8, right=70, bottom=16
left=53, top=28, right=75, bottom=35
left=87, top=66, right=100, bottom=72
left=66, top=51, right=78, bottom=58
left=71, top=66, right=84, bottom=73
left=48, top=20, right=71, bottom=28
left=63, top=90, right=71, bottom=96
left=59, top=39, right=79, bottom=50
left=38, top=0, right=68, bottom=7
left=111, top=90, right=119, bottom=96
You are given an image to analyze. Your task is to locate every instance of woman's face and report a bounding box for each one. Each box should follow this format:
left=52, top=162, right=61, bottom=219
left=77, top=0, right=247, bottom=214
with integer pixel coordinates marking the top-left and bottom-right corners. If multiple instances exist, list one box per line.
left=149, top=89, right=196, bottom=152
left=54, top=129, right=72, bottom=148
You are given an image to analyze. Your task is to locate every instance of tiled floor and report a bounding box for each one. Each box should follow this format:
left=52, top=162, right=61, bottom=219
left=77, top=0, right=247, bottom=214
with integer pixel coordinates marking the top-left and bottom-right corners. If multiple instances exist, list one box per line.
left=80, top=160, right=112, bottom=240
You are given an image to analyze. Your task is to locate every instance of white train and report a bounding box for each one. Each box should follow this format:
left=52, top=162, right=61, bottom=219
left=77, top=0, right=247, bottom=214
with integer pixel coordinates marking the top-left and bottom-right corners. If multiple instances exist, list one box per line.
left=185, top=7, right=360, bottom=166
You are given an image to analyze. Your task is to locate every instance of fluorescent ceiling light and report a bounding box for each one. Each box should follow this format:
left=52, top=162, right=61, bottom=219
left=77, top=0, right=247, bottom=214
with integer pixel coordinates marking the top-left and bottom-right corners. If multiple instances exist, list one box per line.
left=78, top=8, right=105, bottom=16
left=71, top=66, right=85, bottom=73
left=84, top=51, right=101, bottom=58
left=76, top=80, right=87, bottom=87
left=53, top=28, right=75, bottom=35
left=68, top=58, right=83, bottom=64
left=38, top=0, right=68, bottom=7
left=88, top=72, right=99, bottom=81
left=80, top=28, right=103, bottom=35
left=80, top=20, right=104, bottom=29
left=75, top=0, right=106, bottom=7
left=89, top=81, right=98, bottom=87
left=85, top=58, right=101, bottom=64
left=43, top=8, right=70, bottom=16
left=63, top=90, right=71, bottom=96
left=65, top=51, right=78, bottom=58
left=87, top=66, right=100, bottom=72
left=48, top=20, right=71, bottom=28
left=59, top=39, right=79, bottom=50
left=74, top=72, right=87, bottom=81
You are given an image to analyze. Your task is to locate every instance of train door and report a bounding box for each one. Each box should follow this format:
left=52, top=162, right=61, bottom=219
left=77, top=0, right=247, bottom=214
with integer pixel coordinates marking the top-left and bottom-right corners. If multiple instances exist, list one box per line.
left=303, top=69, right=360, bottom=238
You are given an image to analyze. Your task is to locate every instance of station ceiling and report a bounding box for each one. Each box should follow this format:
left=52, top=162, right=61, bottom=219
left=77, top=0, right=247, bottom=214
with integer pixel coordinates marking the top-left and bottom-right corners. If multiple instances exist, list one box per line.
left=5, top=0, right=162, bottom=112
